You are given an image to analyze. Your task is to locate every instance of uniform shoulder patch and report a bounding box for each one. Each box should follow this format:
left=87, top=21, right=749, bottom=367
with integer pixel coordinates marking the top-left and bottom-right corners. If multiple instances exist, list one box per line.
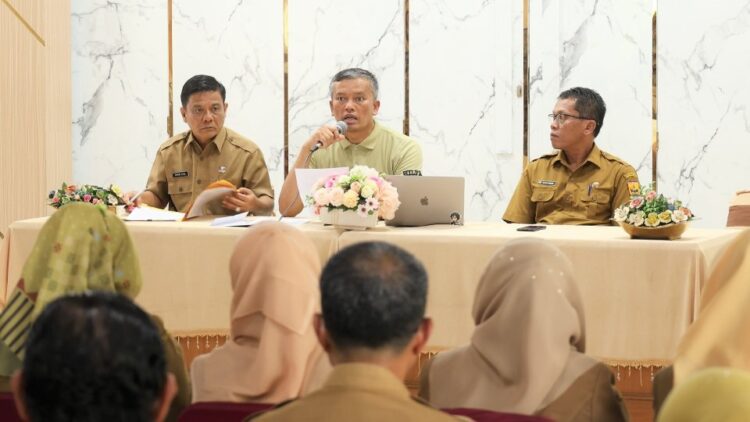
left=160, top=131, right=190, bottom=150
left=623, top=171, right=641, bottom=196
left=226, top=128, right=260, bottom=154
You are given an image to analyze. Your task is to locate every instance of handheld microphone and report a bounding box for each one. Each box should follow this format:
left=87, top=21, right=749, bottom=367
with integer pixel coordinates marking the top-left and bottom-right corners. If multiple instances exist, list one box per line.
left=310, top=121, right=348, bottom=153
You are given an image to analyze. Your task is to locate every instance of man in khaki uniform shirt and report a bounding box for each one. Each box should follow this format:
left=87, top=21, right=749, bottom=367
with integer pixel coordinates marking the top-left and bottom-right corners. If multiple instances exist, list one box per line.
left=253, top=242, right=459, bottom=422
left=278, top=68, right=422, bottom=217
left=504, top=87, right=640, bottom=225
left=138, top=75, right=274, bottom=215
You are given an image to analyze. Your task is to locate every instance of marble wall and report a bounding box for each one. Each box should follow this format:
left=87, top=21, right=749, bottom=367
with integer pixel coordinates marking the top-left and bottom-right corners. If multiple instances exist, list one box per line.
left=70, top=0, right=750, bottom=226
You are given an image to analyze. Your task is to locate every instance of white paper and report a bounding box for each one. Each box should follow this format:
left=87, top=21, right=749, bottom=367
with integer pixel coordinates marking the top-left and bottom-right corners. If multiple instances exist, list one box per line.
left=185, top=187, right=235, bottom=219
left=210, top=212, right=250, bottom=227
left=125, top=207, right=185, bottom=222
left=295, top=167, right=348, bottom=207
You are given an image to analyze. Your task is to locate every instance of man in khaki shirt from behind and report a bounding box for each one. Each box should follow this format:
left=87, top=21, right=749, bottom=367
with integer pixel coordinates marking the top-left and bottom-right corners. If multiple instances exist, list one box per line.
left=503, top=87, right=640, bottom=225
left=136, top=75, right=274, bottom=215
left=252, top=242, right=460, bottom=422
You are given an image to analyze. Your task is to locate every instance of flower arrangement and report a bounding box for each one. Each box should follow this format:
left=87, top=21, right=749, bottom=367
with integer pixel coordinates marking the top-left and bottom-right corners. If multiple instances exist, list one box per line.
left=613, top=183, right=694, bottom=227
left=307, top=165, right=400, bottom=220
left=48, top=183, right=131, bottom=211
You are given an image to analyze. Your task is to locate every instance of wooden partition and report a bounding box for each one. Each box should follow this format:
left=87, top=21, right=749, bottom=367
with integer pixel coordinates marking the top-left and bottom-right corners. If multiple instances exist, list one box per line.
left=0, top=0, right=71, bottom=238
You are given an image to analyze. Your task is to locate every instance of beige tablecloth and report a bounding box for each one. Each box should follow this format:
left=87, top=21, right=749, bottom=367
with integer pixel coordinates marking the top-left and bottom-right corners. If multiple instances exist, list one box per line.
left=0, top=218, right=740, bottom=364
left=338, top=223, right=741, bottom=364
left=0, top=217, right=342, bottom=335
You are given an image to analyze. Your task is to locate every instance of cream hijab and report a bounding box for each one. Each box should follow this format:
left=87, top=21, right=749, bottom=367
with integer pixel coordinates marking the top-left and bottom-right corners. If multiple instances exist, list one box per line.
left=191, top=222, right=330, bottom=403
left=673, top=228, right=750, bottom=384
left=427, top=238, right=597, bottom=414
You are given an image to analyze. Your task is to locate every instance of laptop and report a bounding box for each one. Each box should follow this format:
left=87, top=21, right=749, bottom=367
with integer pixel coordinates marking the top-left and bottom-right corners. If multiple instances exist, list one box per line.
left=385, top=176, right=465, bottom=227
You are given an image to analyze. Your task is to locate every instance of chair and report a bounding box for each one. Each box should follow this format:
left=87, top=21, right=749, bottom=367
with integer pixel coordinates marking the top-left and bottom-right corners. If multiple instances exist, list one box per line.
left=444, top=407, right=554, bottom=422
left=727, top=190, right=750, bottom=226
left=178, top=401, right=274, bottom=422
left=0, top=393, right=23, bottom=422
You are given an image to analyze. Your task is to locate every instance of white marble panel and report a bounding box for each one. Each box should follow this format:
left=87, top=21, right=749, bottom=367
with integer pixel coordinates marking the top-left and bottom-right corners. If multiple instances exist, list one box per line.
left=658, top=1, right=750, bottom=228
left=529, top=0, right=653, bottom=182
left=71, top=0, right=168, bottom=192
left=287, top=0, right=405, bottom=161
left=410, top=0, right=524, bottom=221
left=172, top=0, right=285, bottom=199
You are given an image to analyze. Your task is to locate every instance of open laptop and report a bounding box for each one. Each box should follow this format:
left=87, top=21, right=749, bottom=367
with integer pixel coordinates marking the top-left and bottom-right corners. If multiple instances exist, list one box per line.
left=385, top=176, right=465, bottom=227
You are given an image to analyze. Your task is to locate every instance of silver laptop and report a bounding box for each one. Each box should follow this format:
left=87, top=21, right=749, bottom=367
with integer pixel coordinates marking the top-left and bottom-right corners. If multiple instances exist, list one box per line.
left=385, top=176, right=465, bottom=227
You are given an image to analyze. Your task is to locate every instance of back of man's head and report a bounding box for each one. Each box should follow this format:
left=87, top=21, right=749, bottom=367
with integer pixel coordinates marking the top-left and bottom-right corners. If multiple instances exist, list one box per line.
left=319, top=241, right=428, bottom=354
left=15, top=292, right=172, bottom=422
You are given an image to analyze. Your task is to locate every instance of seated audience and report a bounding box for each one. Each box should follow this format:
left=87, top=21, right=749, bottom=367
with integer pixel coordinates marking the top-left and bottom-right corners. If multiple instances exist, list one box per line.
left=657, top=367, right=750, bottom=422
left=419, top=238, right=627, bottom=422
left=0, top=202, right=190, bottom=421
left=10, top=291, right=177, bottom=422
left=191, top=222, right=330, bottom=403
left=653, top=229, right=750, bottom=415
left=253, top=242, right=459, bottom=421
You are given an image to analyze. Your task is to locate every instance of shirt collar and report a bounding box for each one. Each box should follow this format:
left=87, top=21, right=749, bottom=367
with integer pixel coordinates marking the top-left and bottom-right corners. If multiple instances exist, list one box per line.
left=323, top=363, right=410, bottom=399
left=340, top=121, right=381, bottom=151
left=185, top=127, right=228, bottom=153
left=552, top=143, right=602, bottom=169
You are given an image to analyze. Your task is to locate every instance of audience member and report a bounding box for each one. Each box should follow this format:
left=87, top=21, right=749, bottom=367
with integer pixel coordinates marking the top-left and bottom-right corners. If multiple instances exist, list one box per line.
left=503, top=87, right=640, bottom=225
left=191, top=222, right=330, bottom=403
left=278, top=68, right=422, bottom=216
left=137, top=74, right=274, bottom=215
left=10, top=291, right=177, bottom=422
left=253, top=242, right=458, bottom=421
left=0, top=203, right=190, bottom=421
left=653, top=228, right=750, bottom=414
left=657, top=367, right=750, bottom=422
left=419, top=238, right=627, bottom=422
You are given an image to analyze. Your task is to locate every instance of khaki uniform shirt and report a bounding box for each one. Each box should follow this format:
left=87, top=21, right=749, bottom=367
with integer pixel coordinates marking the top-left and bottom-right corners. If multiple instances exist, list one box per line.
left=145, top=127, right=274, bottom=213
left=253, top=363, right=459, bottom=422
left=503, top=144, right=640, bottom=225
left=310, top=121, right=422, bottom=175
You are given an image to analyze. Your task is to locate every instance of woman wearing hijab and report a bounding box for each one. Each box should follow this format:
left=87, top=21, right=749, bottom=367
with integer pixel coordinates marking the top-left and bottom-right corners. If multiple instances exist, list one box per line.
left=419, top=238, right=627, bottom=422
left=0, top=203, right=190, bottom=422
left=190, top=222, right=330, bottom=403
left=653, top=229, right=750, bottom=414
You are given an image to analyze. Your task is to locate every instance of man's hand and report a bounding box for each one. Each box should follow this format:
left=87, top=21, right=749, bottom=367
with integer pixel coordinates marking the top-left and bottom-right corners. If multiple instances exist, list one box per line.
left=304, top=125, right=346, bottom=151
left=222, top=187, right=259, bottom=213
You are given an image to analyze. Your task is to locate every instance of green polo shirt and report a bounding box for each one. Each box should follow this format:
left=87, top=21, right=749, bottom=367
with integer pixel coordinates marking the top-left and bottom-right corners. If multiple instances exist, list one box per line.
left=309, top=122, right=422, bottom=175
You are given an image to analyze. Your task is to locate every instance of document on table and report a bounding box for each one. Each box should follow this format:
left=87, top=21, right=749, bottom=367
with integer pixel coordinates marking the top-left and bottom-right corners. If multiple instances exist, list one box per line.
left=125, top=207, right=185, bottom=221
left=210, top=214, right=310, bottom=228
left=295, top=167, right=348, bottom=206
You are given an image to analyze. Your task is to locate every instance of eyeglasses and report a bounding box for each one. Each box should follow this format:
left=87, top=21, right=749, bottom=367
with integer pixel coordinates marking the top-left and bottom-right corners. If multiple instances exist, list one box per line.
left=548, top=113, right=593, bottom=125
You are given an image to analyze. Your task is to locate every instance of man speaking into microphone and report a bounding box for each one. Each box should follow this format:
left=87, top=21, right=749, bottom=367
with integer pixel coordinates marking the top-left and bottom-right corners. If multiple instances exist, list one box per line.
left=278, top=68, right=422, bottom=217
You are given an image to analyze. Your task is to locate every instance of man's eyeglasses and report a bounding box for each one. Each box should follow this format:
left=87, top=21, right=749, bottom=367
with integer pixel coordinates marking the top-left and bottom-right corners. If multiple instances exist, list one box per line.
left=548, top=113, right=593, bottom=125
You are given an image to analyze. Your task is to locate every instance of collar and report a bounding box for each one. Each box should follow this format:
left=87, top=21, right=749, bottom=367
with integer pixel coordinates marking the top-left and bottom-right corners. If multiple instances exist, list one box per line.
left=323, top=363, right=410, bottom=399
left=552, top=143, right=602, bottom=169
left=340, top=121, right=381, bottom=151
left=185, top=127, right=228, bottom=153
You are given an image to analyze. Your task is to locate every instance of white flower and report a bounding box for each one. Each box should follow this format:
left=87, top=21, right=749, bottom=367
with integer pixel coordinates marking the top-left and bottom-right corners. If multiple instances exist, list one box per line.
left=629, top=211, right=645, bottom=227
left=613, top=206, right=630, bottom=222
left=672, top=209, right=688, bottom=223
left=107, top=194, right=118, bottom=205
left=342, top=190, right=359, bottom=209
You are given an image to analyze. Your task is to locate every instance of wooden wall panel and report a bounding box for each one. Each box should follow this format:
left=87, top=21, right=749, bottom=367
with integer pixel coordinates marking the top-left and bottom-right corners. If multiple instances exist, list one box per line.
left=0, top=0, right=71, bottom=239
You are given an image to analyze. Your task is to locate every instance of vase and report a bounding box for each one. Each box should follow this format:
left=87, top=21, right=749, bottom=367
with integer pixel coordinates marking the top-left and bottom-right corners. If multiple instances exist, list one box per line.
left=618, top=221, right=688, bottom=240
left=319, top=208, right=378, bottom=230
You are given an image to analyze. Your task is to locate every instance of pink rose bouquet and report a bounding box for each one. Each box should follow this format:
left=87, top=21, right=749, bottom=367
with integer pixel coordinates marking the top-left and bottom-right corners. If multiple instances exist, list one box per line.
left=612, top=183, right=694, bottom=227
left=306, top=166, right=400, bottom=220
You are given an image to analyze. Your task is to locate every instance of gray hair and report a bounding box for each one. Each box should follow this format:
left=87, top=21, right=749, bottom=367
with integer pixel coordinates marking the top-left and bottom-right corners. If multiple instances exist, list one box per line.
left=329, top=68, right=379, bottom=100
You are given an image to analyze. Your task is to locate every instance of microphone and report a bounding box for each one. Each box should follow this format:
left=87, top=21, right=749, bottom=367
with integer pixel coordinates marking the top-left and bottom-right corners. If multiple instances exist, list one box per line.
left=310, top=121, right=348, bottom=153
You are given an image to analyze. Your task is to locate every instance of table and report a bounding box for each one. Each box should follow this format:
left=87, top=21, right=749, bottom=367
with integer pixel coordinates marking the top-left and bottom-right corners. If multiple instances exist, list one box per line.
left=0, top=218, right=741, bottom=364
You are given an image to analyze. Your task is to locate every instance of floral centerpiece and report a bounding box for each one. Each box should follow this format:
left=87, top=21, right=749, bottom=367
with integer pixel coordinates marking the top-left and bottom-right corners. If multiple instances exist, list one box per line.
left=613, top=183, right=694, bottom=239
left=307, top=166, right=400, bottom=228
left=49, top=183, right=132, bottom=212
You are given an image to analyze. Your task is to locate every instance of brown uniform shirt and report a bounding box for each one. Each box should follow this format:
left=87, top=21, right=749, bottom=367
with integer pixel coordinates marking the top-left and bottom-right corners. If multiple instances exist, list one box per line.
left=503, top=144, right=640, bottom=225
left=145, top=127, right=273, bottom=213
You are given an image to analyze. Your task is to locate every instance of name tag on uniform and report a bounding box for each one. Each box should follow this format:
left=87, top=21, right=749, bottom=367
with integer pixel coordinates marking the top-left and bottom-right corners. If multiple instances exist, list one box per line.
left=173, top=171, right=189, bottom=178
left=403, top=170, right=422, bottom=176
left=538, top=180, right=556, bottom=186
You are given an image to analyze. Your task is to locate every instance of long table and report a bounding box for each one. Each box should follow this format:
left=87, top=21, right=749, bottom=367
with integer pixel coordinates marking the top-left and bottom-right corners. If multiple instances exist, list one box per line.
left=0, top=217, right=741, bottom=364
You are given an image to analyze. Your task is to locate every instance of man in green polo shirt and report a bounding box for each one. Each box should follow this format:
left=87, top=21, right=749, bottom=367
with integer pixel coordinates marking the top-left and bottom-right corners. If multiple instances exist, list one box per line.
left=278, top=68, right=422, bottom=217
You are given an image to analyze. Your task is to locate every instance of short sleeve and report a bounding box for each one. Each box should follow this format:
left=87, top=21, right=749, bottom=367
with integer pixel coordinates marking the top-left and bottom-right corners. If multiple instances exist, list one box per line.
left=612, top=164, right=640, bottom=211
left=394, top=138, right=423, bottom=175
left=145, top=150, right=170, bottom=206
left=243, top=150, right=274, bottom=199
left=503, top=165, right=536, bottom=224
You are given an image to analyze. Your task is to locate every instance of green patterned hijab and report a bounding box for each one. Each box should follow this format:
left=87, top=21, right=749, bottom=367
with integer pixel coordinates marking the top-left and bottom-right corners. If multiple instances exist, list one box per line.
left=0, top=203, right=142, bottom=375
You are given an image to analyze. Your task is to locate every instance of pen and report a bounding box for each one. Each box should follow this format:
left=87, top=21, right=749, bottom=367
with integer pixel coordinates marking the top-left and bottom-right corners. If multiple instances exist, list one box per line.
left=129, top=189, right=146, bottom=204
